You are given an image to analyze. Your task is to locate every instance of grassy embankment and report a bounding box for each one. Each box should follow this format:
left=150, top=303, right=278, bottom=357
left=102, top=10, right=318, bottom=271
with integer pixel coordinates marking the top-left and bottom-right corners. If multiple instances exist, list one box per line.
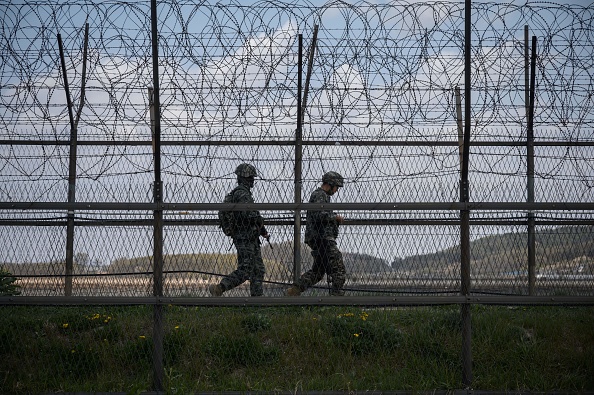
left=1, top=305, right=593, bottom=393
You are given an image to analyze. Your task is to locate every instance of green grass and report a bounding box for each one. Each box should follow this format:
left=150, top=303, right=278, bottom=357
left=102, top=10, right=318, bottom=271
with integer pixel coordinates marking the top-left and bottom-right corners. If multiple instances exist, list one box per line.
left=0, top=305, right=593, bottom=394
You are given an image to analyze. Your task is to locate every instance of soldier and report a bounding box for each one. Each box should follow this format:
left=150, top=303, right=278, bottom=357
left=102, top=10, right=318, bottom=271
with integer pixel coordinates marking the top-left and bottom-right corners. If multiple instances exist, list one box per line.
left=210, top=163, right=270, bottom=297
left=287, top=171, right=346, bottom=296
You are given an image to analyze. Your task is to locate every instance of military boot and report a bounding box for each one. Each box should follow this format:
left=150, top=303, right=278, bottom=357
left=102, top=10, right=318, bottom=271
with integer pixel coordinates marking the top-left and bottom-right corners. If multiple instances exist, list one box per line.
left=209, top=284, right=224, bottom=296
left=286, top=285, right=302, bottom=296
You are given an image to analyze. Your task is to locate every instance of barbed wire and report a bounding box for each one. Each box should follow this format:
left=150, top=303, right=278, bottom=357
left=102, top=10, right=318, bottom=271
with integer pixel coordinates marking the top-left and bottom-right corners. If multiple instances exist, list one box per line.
left=0, top=0, right=593, bottom=205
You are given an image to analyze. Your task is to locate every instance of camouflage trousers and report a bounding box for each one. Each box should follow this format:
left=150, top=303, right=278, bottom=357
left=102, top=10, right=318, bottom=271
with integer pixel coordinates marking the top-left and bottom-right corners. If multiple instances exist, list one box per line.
left=296, top=238, right=346, bottom=296
left=220, top=237, right=265, bottom=296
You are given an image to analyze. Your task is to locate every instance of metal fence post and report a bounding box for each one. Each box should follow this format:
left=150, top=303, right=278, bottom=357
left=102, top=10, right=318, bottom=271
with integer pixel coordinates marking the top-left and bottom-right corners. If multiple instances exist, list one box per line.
left=460, top=0, right=473, bottom=388
left=58, top=25, right=87, bottom=296
left=150, top=0, right=164, bottom=390
left=294, top=34, right=303, bottom=284
left=57, top=33, right=76, bottom=297
left=293, top=27, right=319, bottom=284
left=527, top=34, right=537, bottom=295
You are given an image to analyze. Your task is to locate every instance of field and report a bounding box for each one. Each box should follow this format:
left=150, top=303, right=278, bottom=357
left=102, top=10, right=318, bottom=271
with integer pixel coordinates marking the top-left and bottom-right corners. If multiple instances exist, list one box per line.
left=1, top=305, right=593, bottom=393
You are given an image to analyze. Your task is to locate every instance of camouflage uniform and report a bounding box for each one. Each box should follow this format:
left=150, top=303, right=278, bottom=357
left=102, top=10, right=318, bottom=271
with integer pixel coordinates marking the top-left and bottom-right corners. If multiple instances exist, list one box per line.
left=216, top=164, right=268, bottom=296
left=294, top=172, right=346, bottom=296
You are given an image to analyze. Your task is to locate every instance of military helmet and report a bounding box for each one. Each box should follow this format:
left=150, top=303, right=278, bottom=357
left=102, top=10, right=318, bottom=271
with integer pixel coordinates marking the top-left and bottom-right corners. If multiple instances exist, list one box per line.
left=235, top=163, right=258, bottom=178
left=322, top=171, right=344, bottom=187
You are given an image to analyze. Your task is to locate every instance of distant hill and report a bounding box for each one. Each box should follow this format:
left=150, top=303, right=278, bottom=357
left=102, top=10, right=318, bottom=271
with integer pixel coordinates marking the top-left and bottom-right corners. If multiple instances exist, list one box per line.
left=261, top=240, right=392, bottom=276
left=390, top=225, right=594, bottom=277
left=104, top=253, right=287, bottom=281
left=4, top=225, right=592, bottom=280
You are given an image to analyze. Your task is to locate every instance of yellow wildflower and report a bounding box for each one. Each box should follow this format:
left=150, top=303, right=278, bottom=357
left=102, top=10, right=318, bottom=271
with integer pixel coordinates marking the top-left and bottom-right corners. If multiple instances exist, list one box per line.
left=62, top=323, right=69, bottom=328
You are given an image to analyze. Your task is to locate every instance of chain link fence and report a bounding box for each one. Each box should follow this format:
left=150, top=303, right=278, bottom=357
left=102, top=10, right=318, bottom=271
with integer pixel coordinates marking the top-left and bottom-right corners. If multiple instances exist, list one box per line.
left=1, top=0, right=593, bottom=393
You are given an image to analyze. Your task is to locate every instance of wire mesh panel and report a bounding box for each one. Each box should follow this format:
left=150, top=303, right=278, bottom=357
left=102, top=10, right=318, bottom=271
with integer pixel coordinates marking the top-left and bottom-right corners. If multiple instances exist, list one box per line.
left=1, top=0, right=594, bottom=393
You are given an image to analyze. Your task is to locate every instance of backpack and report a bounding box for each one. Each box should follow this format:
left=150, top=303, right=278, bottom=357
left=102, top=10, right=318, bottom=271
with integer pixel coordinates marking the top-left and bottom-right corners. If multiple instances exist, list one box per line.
left=218, top=189, right=236, bottom=237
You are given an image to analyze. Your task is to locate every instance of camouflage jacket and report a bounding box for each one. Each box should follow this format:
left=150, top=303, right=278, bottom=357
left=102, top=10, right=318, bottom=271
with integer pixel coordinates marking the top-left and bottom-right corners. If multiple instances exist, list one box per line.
left=230, top=184, right=267, bottom=240
left=304, top=187, right=339, bottom=243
